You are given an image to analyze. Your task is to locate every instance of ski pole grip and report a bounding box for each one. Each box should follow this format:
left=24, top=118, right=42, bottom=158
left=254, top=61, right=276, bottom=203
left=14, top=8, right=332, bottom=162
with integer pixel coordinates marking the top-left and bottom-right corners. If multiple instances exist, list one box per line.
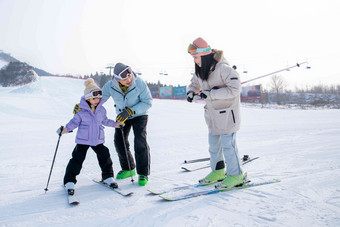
left=56, top=126, right=64, bottom=136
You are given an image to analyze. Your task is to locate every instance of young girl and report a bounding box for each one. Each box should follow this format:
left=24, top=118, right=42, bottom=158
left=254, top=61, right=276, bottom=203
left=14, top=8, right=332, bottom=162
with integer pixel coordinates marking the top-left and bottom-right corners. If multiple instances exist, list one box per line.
left=62, top=78, right=121, bottom=194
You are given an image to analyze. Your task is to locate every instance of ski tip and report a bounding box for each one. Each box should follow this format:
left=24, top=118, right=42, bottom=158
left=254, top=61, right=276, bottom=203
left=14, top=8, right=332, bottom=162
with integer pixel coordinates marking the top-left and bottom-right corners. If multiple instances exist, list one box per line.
left=181, top=167, right=190, bottom=171
left=159, top=195, right=172, bottom=201
left=147, top=189, right=162, bottom=195
left=70, top=201, right=80, bottom=206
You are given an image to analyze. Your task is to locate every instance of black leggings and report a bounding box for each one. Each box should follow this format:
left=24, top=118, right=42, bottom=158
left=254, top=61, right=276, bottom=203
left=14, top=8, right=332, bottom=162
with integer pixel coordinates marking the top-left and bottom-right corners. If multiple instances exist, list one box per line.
left=63, top=144, right=113, bottom=185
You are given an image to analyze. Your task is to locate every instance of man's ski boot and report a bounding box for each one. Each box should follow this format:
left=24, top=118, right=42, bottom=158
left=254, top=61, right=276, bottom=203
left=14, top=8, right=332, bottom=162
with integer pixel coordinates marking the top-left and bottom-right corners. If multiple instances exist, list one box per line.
left=103, top=177, right=118, bottom=188
left=65, top=182, right=75, bottom=195
left=116, top=169, right=136, bottom=179
left=198, top=169, right=226, bottom=185
left=138, top=175, right=148, bottom=186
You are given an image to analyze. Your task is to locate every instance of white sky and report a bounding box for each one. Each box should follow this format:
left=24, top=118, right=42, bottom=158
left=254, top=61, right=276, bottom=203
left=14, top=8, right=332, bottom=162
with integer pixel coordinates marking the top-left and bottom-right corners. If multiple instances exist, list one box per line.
left=0, top=0, right=339, bottom=89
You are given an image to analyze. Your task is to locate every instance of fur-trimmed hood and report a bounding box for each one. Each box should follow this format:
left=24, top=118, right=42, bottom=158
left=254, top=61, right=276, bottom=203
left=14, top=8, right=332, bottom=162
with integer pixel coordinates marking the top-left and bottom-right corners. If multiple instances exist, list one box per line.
left=212, top=49, right=230, bottom=66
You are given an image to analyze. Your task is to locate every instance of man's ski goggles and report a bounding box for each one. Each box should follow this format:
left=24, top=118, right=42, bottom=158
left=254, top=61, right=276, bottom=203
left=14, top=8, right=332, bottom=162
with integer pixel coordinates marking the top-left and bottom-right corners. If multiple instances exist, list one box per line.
left=85, top=89, right=102, bottom=99
left=114, top=67, right=132, bottom=80
left=187, top=43, right=212, bottom=55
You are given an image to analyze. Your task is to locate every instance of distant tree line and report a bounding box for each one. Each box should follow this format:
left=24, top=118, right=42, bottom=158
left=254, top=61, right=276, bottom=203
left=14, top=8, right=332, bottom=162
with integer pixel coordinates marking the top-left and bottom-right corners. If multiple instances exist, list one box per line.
left=145, top=80, right=168, bottom=88
left=294, top=84, right=340, bottom=95
left=82, top=72, right=112, bottom=88
left=260, top=75, right=340, bottom=108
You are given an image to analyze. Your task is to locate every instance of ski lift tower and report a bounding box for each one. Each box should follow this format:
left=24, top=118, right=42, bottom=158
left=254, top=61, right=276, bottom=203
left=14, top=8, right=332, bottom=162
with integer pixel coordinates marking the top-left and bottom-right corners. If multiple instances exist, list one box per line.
left=106, top=64, right=115, bottom=76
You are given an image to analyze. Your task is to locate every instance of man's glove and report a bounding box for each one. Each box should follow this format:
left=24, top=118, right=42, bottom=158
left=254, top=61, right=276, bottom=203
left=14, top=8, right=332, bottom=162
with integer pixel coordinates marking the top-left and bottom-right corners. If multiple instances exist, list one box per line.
left=116, top=107, right=135, bottom=124
left=73, top=103, right=81, bottom=114
left=199, top=90, right=211, bottom=99
left=186, top=91, right=196, bottom=103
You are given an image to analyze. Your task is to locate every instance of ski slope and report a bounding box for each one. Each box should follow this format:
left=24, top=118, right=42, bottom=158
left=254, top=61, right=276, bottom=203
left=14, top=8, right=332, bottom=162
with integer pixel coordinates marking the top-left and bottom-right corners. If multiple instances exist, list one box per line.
left=0, top=76, right=339, bottom=227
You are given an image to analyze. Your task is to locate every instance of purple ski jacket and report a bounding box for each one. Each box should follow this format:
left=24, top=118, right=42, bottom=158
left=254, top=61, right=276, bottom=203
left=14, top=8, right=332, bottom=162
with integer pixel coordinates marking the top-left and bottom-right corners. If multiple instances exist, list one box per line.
left=65, top=97, right=116, bottom=146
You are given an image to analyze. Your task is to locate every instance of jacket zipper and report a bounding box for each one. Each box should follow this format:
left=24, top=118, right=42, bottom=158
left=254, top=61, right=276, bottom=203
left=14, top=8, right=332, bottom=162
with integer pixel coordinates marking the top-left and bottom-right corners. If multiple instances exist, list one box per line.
left=111, top=86, right=124, bottom=96
left=124, top=87, right=136, bottom=97
left=231, top=110, right=235, bottom=123
left=111, top=86, right=136, bottom=97
left=111, top=86, right=136, bottom=107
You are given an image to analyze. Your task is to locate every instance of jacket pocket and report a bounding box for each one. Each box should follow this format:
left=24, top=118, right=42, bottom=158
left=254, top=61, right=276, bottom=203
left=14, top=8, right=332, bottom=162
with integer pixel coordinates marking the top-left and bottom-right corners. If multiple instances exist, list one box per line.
left=77, top=125, right=89, bottom=140
left=98, top=125, right=105, bottom=140
left=205, top=107, right=235, bottom=130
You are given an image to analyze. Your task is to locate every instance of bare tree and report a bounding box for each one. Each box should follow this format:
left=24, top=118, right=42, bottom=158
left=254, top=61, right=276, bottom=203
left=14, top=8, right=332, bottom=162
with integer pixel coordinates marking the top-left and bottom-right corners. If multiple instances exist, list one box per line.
left=269, top=74, right=287, bottom=104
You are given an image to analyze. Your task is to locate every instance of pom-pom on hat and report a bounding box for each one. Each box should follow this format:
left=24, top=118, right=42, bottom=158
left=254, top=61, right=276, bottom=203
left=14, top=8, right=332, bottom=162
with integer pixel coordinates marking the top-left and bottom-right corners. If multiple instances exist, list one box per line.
left=84, top=78, right=101, bottom=100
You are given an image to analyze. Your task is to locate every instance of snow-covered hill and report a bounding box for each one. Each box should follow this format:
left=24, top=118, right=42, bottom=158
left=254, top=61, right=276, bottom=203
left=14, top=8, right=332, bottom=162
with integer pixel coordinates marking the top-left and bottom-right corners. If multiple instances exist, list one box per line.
left=0, top=58, right=9, bottom=70
left=0, top=77, right=339, bottom=227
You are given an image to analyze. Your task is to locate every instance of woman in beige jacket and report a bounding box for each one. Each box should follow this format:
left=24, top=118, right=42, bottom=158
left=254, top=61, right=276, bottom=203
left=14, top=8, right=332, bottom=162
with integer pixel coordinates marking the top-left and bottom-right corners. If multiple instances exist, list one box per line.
left=187, top=37, right=244, bottom=188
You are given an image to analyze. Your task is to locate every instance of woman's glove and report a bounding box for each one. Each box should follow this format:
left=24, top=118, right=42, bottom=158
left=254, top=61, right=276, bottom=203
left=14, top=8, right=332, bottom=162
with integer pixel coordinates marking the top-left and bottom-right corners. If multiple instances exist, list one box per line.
left=199, top=90, right=211, bottom=99
left=186, top=91, right=196, bottom=103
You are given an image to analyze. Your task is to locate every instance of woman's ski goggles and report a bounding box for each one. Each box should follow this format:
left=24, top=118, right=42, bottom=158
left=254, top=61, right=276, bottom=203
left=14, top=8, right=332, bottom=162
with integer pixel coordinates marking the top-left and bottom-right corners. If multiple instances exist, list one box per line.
left=114, top=67, right=132, bottom=80
left=187, top=43, right=212, bottom=55
left=85, top=89, right=102, bottom=99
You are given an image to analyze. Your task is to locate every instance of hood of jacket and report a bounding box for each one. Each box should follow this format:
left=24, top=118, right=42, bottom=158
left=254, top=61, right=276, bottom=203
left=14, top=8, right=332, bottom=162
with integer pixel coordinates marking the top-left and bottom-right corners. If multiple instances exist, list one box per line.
left=212, top=49, right=230, bottom=67
left=78, top=96, right=105, bottom=112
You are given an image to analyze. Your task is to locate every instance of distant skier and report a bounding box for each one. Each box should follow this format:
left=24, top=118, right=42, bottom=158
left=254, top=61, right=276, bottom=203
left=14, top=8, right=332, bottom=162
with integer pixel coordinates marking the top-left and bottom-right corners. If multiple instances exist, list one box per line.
left=62, top=78, right=122, bottom=194
left=186, top=37, right=244, bottom=188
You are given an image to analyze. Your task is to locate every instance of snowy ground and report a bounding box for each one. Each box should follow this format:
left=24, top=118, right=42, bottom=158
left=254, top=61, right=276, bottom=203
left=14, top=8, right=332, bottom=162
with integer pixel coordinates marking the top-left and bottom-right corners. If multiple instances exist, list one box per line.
left=0, top=76, right=339, bottom=227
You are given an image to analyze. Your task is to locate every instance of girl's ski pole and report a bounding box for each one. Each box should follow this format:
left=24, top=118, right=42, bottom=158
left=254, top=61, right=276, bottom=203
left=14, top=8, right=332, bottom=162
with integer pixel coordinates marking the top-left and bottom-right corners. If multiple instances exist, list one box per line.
left=44, top=126, right=63, bottom=193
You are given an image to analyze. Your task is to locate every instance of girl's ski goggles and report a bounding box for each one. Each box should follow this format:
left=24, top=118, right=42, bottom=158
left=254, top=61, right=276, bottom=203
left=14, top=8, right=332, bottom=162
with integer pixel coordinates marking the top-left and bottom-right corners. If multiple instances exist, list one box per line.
left=187, top=43, right=212, bottom=55
left=114, top=67, right=132, bottom=80
left=85, top=89, right=102, bottom=99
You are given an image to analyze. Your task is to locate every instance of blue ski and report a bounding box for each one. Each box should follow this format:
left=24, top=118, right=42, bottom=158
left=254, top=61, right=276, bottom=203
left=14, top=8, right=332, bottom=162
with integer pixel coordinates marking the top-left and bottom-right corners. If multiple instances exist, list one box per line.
left=148, top=157, right=259, bottom=195
left=159, top=179, right=281, bottom=201
left=148, top=181, right=213, bottom=195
